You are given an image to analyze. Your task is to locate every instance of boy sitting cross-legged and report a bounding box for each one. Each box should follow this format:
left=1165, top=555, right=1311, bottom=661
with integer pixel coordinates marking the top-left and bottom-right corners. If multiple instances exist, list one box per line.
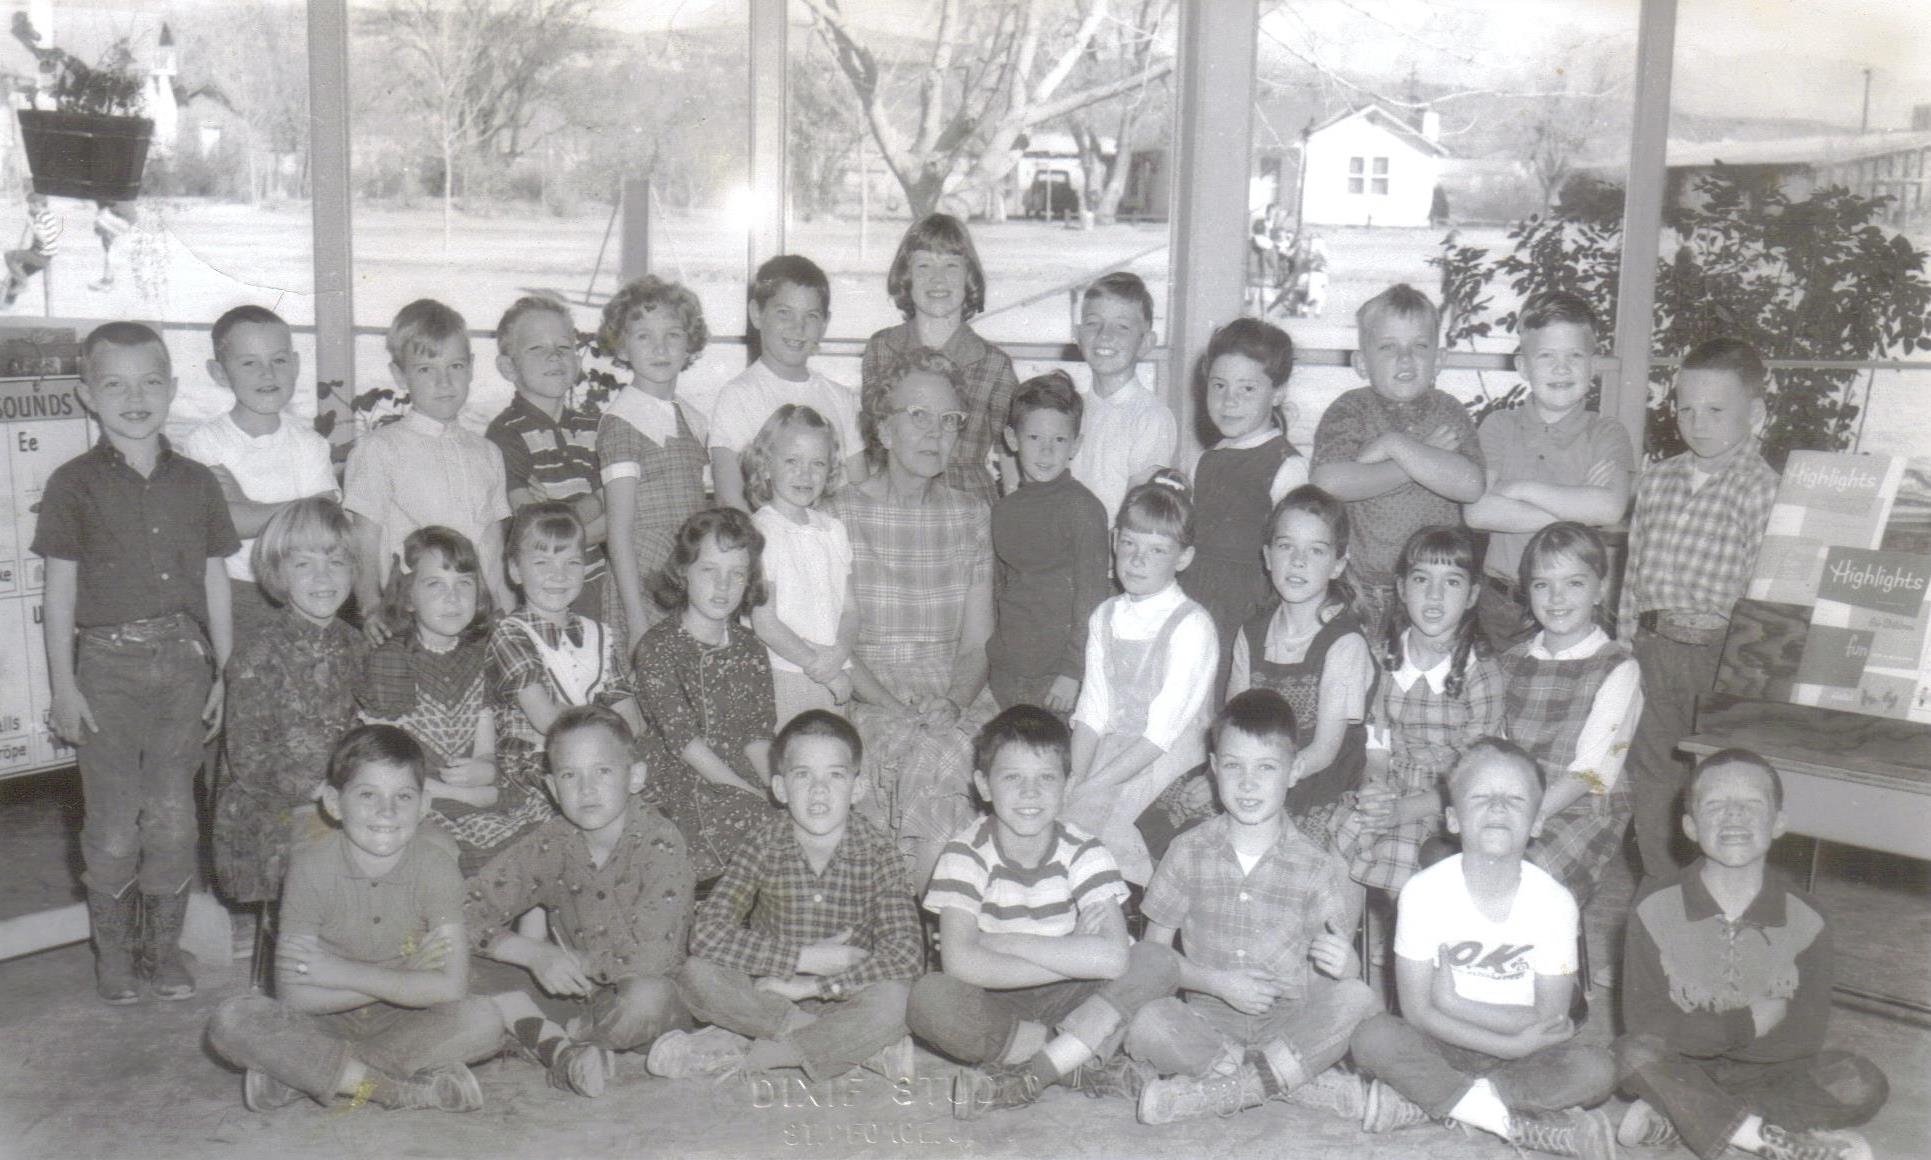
left=1350, top=737, right=1619, bottom=1158
left=655, top=709, right=922, bottom=1082
left=464, top=704, right=694, bottom=1096
left=909, top=705, right=1180, bottom=1119
left=207, top=725, right=503, bottom=1113
left=1126, top=689, right=1382, bottom=1125
left=1614, top=750, right=1887, bottom=1160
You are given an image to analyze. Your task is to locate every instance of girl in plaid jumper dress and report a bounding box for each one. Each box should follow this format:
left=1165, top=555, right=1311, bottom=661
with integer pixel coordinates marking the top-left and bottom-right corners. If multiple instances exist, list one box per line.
left=598, top=276, right=711, bottom=654
left=1331, top=526, right=1504, bottom=892
left=356, top=527, right=543, bottom=875
left=1501, top=523, right=1642, bottom=903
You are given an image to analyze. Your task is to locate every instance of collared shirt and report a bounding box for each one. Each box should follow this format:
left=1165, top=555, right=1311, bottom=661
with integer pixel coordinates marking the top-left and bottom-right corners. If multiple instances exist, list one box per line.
left=183, top=410, right=339, bottom=583
left=343, top=410, right=510, bottom=576
left=690, top=812, right=922, bottom=998
left=1071, top=582, right=1218, bottom=752
left=465, top=804, right=694, bottom=983
left=1618, top=438, right=1778, bottom=637
left=1311, top=386, right=1483, bottom=585
left=1625, top=859, right=1832, bottom=1063
left=924, top=816, right=1129, bottom=936
left=989, top=471, right=1111, bottom=682
left=1476, top=401, right=1634, bottom=581
left=282, top=831, right=464, bottom=969
left=32, top=435, right=240, bottom=627
left=599, top=386, right=706, bottom=455
left=1070, top=374, right=1177, bottom=523
left=1366, top=630, right=1508, bottom=766
left=751, top=504, right=854, bottom=674
left=486, top=608, right=635, bottom=788
left=1142, top=813, right=1352, bottom=1007
left=1517, top=627, right=1642, bottom=789
left=706, top=360, right=863, bottom=461
left=484, top=393, right=606, bottom=580
left=861, top=321, right=1018, bottom=508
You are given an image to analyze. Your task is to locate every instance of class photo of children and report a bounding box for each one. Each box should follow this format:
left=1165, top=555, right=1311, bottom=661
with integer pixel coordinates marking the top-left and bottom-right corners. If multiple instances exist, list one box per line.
left=0, top=3, right=1926, bottom=1160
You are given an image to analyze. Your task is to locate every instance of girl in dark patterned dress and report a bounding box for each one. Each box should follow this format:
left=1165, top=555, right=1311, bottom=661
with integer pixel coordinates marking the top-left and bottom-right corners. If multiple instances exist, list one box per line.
left=356, top=527, right=541, bottom=875
left=598, top=275, right=711, bottom=654
left=632, top=508, right=780, bottom=881
left=1181, top=318, right=1308, bottom=700
left=214, top=499, right=365, bottom=909
left=1331, top=526, right=1505, bottom=893
left=1502, top=522, right=1642, bottom=903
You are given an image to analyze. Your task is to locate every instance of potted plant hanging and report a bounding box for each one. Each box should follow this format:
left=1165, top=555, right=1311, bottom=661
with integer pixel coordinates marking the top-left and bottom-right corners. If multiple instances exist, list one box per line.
left=10, top=13, right=153, bottom=202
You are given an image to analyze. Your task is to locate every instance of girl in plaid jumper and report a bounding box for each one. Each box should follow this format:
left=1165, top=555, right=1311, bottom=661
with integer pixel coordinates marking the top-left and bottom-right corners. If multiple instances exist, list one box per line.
left=1332, top=526, right=1504, bottom=893
left=1500, top=523, right=1642, bottom=903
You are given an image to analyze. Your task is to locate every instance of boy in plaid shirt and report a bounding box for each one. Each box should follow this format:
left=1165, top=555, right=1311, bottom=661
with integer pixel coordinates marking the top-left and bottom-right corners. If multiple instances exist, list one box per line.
left=1127, top=690, right=1382, bottom=1125
left=1619, top=338, right=1779, bottom=879
left=657, top=710, right=922, bottom=1081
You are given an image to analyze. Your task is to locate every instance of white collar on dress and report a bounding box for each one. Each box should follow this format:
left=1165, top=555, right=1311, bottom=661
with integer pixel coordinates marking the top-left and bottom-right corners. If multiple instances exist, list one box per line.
left=603, top=385, right=691, bottom=445
left=1392, top=628, right=1455, bottom=693
left=1528, top=625, right=1610, bottom=660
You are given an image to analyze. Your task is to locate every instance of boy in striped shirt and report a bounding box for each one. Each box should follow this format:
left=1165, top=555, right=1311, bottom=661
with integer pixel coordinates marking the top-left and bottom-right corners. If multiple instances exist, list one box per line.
left=908, top=705, right=1178, bottom=1119
left=3, top=192, right=59, bottom=305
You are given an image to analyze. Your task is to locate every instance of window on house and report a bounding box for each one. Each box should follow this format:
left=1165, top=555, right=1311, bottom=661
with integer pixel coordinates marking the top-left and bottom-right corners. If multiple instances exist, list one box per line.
left=1347, top=156, right=1364, bottom=194
left=1372, top=156, right=1390, bottom=195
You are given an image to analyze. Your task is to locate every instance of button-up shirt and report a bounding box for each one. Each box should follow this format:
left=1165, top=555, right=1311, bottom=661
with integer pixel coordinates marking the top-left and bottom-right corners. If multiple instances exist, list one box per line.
left=1141, top=813, right=1352, bottom=1010
left=343, top=409, right=510, bottom=576
left=690, top=812, right=922, bottom=998
left=1618, top=438, right=1779, bottom=637
left=32, top=435, right=239, bottom=627
left=1476, top=401, right=1633, bottom=582
left=465, top=804, right=693, bottom=983
left=484, top=393, right=606, bottom=581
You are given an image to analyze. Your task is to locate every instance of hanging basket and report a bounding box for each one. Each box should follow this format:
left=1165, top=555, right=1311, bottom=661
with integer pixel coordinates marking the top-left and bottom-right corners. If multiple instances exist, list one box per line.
left=16, top=109, right=152, bottom=202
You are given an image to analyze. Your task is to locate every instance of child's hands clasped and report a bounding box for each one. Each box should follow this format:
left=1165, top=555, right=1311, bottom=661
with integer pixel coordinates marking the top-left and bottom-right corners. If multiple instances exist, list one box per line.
left=1213, top=966, right=1285, bottom=1016
left=796, top=928, right=870, bottom=975
left=440, top=756, right=497, bottom=788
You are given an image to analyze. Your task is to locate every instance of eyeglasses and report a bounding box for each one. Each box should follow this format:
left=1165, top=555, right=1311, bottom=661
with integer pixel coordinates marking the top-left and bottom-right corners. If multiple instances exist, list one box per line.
left=889, top=405, right=968, bottom=434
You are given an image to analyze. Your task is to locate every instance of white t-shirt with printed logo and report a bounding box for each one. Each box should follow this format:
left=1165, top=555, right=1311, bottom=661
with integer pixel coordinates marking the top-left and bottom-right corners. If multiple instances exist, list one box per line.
left=1393, top=853, right=1577, bottom=1008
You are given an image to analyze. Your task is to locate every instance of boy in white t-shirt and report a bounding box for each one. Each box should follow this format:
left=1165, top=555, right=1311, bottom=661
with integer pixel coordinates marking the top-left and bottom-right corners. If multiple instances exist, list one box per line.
left=1350, top=737, right=1618, bottom=1159
left=184, top=305, right=342, bottom=646
left=708, top=255, right=867, bottom=510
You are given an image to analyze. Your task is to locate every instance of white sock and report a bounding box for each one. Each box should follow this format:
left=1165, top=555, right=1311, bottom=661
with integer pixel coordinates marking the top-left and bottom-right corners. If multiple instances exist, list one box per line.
left=1040, top=1032, right=1094, bottom=1079
left=1447, top=1078, right=1512, bottom=1139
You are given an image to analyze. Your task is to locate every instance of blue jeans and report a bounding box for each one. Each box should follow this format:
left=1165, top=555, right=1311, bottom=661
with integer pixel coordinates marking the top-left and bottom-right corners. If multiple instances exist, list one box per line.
left=1126, top=974, right=1381, bottom=1082
left=1350, top=1012, right=1616, bottom=1118
left=1628, top=630, right=1723, bottom=879
left=473, top=957, right=689, bottom=1052
left=908, top=941, right=1180, bottom=1070
left=74, top=616, right=213, bottom=894
left=1617, top=1034, right=1889, bottom=1159
left=677, top=956, right=910, bottom=1081
left=208, top=994, right=504, bottom=1103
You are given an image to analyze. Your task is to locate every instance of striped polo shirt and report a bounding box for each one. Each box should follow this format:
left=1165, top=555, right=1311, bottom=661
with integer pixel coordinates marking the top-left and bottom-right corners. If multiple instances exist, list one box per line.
left=923, top=816, right=1128, bottom=936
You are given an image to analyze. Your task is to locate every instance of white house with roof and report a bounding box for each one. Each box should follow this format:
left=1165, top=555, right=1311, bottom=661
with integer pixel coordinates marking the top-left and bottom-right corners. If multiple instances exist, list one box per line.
left=1300, top=103, right=1449, bottom=228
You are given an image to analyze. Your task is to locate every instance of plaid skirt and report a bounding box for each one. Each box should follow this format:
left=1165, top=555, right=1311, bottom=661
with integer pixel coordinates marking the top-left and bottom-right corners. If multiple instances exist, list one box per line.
left=1526, top=790, right=1630, bottom=905
left=848, top=641, right=993, bottom=858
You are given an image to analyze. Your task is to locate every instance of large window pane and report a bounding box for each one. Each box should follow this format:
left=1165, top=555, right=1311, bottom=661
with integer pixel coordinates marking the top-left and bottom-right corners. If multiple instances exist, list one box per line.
left=786, top=0, right=1177, bottom=350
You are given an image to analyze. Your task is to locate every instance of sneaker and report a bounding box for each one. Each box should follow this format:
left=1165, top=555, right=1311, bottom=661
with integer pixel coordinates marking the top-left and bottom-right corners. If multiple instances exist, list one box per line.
left=1067, top=1054, right=1155, bottom=1102
left=645, top=1027, right=751, bottom=1079
left=1285, top=1068, right=1369, bottom=1121
left=242, top=1069, right=302, bottom=1112
left=1616, top=1100, right=1680, bottom=1149
left=951, top=1063, right=1042, bottom=1121
left=1756, top=1123, right=1873, bottom=1160
left=1509, top=1107, right=1618, bottom=1160
left=1362, top=1078, right=1432, bottom=1133
left=861, top=1035, right=916, bottom=1084
left=368, top=1063, right=485, bottom=1112
left=1137, top=1072, right=1248, bottom=1124
left=548, top=1042, right=616, bottom=1098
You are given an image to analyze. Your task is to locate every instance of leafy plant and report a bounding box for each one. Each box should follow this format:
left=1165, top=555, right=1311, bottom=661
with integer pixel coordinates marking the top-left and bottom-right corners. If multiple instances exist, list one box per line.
left=10, top=13, right=147, bottom=117
left=1432, top=170, right=1931, bottom=469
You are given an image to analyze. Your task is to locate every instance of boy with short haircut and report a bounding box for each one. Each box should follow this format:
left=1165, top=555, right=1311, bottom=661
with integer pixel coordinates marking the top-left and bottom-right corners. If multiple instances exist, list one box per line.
left=184, top=304, right=343, bottom=646
left=3, top=191, right=59, bottom=305
left=1311, top=283, right=1485, bottom=633
left=484, top=293, right=607, bottom=619
left=1127, top=689, right=1381, bottom=1124
left=708, top=255, right=866, bottom=511
left=36, top=321, right=238, bottom=1005
left=1350, top=738, right=1619, bottom=1159
left=909, top=705, right=1180, bottom=1119
left=1619, top=337, right=1780, bottom=880
left=1615, top=750, right=1887, bottom=1160
left=1465, top=291, right=1633, bottom=648
left=660, top=709, right=922, bottom=1081
left=987, top=370, right=1111, bottom=713
left=1067, top=271, right=1176, bottom=521
left=345, top=298, right=513, bottom=618
left=207, top=725, right=502, bottom=1113
left=465, top=704, right=693, bottom=1096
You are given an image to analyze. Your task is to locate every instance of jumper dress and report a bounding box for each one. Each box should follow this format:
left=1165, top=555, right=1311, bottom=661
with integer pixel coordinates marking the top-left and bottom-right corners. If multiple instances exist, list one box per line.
left=1182, top=433, right=1293, bottom=701
left=599, top=400, right=708, bottom=651
left=1244, top=603, right=1370, bottom=836
left=1064, top=596, right=1207, bottom=885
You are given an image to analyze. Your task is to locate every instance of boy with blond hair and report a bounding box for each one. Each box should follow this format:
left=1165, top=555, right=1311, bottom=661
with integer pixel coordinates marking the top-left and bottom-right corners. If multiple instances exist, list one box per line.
left=345, top=298, right=513, bottom=617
